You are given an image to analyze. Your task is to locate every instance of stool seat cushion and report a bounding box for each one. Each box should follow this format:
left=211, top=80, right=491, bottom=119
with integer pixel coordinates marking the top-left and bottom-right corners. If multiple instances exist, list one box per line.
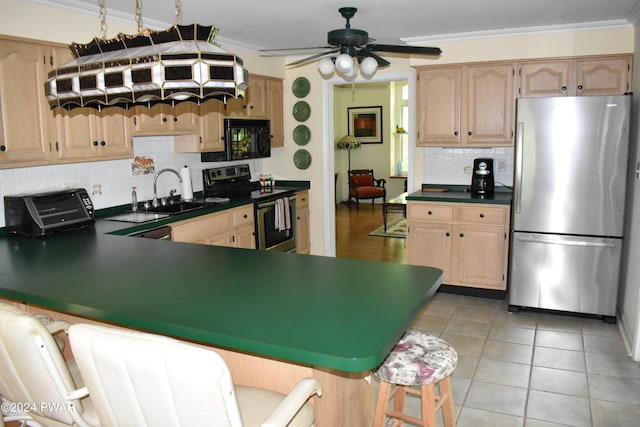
left=376, top=331, right=457, bottom=385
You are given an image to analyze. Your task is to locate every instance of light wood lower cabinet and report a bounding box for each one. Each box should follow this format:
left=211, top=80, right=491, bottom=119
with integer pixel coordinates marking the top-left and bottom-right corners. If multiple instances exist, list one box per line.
left=170, top=205, right=255, bottom=249
left=295, top=190, right=310, bottom=254
left=407, top=201, right=510, bottom=290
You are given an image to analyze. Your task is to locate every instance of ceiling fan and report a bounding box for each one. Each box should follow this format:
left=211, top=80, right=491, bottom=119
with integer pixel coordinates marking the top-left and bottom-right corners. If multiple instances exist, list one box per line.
left=263, top=7, right=441, bottom=81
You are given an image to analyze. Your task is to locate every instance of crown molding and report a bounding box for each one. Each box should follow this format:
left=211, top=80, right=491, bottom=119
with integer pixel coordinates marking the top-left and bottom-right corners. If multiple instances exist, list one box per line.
left=401, top=19, right=633, bottom=44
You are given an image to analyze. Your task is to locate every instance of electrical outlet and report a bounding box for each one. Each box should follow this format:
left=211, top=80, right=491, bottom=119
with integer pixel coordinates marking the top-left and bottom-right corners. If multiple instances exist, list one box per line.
left=498, top=159, right=506, bottom=173
left=463, top=166, right=472, bottom=174
left=92, top=184, right=102, bottom=196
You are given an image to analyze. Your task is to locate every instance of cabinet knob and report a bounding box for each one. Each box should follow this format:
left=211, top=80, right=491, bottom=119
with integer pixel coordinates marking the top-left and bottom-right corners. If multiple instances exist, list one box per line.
left=173, top=117, right=178, bottom=122
left=243, top=214, right=248, bottom=219
left=92, top=141, right=98, bottom=146
left=562, top=85, right=567, bottom=91
left=454, top=131, right=459, bottom=136
left=479, top=213, right=485, bottom=218
left=468, top=131, right=473, bottom=136
left=460, top=233, right=465, bottom=238
left=100, top=141, right=106, bottom=146
left=162, top=117, right=168, bottom=122
left=0, top=145, right=5, bottom=152
left=427, top=211, right=433, bottom=215
left=578, top=85, right=583, bottom=90
left=445, top=232, right=450, bottom=237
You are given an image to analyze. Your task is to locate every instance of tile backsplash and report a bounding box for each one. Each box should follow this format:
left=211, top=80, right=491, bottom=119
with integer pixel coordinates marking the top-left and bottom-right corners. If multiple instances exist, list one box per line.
left=423, top=146, right=514, bottom=189
left=0, top=136, right=264, bottom=227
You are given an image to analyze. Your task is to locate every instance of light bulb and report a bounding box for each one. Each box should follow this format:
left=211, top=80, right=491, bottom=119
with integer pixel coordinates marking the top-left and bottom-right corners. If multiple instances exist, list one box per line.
left=318, top=57, right=335, bottom=78
left=334, top=54, right=354, bottom=75
left=360, top=56, right=378, bottom=79
left=341, top=64, right=357, bottom=82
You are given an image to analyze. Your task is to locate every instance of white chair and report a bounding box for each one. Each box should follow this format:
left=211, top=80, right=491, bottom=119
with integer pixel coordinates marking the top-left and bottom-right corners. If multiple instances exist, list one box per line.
left=0, top=301, right=98, bottom=427
left=68, top=323, right=322, bottom=427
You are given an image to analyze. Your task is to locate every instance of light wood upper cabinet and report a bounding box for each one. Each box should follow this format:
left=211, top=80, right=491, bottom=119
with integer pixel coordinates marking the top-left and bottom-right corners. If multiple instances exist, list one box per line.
left=416, top=67, right=461, bottom=145
left=576, top=57, right=631, bottom=95
left=416, top=63, right=514, bottom=147
left=132, top=102, right=199, bottom=135
left=54, top=106, right=133, bottom=161
left=174, top=98, right=225, bottom=153
left=224, top=74, right=284, bottom=147
left=0, top=37, right=56, bottom=167
left=518, top=56, right=632, bottom=97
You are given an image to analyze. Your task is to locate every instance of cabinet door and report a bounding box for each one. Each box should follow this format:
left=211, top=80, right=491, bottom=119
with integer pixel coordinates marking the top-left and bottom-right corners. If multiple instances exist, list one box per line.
left=416, top=67, right=461, bottom=146
left=198, top=99, right=224, bottom=151
left=576, top=57, right=631, bottom=96
left=171, top=102, right=198, bottom=133
left=132, top=104, right=166, bottom=133
left=55, top=107, right=98, bottom=160
left=267, top=77, right=284, bottom=147
left=465, top=63, right=514, bottom=146
left=452, top=224, right=506, bottom=289
left=0, top=39, right=54, bottom=165
left=407, top=221, right=452, bottom=283
left=296, top=205, right=310, bottom=254
left=518, top=61, right=571, bottom=97
left=234, top=224, right=256, bottom=249
left=97, top=107, right=133, bottom=158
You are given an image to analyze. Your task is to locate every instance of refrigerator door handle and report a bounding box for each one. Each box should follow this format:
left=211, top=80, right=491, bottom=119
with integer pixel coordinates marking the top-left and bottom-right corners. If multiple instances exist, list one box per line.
left=517, top=234, right=616, bottom=248
left=515, top=122, right=524, bottom=214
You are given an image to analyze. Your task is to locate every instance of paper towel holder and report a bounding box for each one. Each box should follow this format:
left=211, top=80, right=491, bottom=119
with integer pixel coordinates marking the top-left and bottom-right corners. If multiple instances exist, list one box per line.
left=180, top=165, right=194, bottom=202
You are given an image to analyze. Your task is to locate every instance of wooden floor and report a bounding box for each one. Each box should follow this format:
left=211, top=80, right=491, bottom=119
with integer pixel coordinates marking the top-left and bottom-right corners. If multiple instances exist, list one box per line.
left=335, top=202, right=406, bottom=264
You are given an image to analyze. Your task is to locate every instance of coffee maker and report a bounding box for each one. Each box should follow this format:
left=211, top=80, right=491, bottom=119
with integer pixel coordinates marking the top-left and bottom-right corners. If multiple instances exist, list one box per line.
left=470, top=158, right=494, bottom=195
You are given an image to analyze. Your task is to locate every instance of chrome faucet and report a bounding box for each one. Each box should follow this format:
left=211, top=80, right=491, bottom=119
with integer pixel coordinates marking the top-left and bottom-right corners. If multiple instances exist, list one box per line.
left=152, top=168, right=182, bottom=208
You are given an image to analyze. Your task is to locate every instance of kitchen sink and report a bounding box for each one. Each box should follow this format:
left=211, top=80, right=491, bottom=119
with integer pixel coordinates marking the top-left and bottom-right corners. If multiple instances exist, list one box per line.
left=143, top=201, right=206, bottom=215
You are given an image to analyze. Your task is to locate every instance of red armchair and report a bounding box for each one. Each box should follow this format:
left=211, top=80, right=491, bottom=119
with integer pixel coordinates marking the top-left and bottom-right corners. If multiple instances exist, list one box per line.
left=348, top=169, right=386, bottom=207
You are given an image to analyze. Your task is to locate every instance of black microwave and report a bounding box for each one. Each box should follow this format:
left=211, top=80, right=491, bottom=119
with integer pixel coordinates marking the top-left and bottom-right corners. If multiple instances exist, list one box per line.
left=201, top=118, right=271, bottom=162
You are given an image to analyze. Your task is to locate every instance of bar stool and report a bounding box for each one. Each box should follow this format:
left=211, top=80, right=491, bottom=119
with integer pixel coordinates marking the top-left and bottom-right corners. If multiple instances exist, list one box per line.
left=374, top=330, right=457, bottom=427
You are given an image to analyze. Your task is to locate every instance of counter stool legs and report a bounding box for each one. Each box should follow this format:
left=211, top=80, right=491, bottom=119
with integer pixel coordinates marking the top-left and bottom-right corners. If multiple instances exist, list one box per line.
left=373, top=377, right=455, bottom=427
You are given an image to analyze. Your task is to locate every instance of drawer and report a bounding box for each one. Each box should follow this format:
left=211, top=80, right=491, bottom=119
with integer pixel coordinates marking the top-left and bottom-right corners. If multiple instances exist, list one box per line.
left=407, top=202, right=453, bottom=222
left=296, top=190, right=309, bottom=208
left=171, top=211, right=230, bottom=242
left=232, top=205, right=254, bottom=228
left=455, top=205, right=506, bottom=225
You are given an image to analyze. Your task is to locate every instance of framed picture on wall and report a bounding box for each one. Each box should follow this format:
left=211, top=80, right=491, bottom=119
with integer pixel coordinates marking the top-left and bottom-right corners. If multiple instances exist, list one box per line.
left=348, top=106, right=383, bottom=144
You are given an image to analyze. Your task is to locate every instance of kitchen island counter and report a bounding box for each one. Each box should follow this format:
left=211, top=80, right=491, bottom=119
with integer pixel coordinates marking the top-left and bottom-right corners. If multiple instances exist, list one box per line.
left=0, top=225, right=441, bottom=425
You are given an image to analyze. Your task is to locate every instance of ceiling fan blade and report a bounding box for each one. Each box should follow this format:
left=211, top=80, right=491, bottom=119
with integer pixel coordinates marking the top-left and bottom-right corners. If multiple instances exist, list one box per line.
left=286, top=48, right=341, bottom=67
left=366, top=44, right=442, bottom=56
left=259, top=46, right=334, bottom=53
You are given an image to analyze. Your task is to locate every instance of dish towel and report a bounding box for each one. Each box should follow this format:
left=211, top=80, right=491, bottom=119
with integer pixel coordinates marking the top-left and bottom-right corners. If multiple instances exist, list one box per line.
left=274, top=198, right=291, bottom=232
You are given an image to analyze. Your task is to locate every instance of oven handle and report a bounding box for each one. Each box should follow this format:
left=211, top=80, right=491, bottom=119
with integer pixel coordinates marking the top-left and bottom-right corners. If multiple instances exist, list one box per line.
left=256, top=195, right=296, bottom=209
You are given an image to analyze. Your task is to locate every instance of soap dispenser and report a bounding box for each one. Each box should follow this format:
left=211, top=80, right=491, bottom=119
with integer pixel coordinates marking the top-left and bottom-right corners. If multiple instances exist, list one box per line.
left=131, top=187, right=138, bottom=211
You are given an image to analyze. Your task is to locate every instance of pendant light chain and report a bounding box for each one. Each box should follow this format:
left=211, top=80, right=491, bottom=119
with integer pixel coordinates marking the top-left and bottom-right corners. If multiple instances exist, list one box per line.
left=174, top=0, right=182, bottom=25
left=135, top=0, right=143, bottom=33
left=98, top=0, right=107, bottom=39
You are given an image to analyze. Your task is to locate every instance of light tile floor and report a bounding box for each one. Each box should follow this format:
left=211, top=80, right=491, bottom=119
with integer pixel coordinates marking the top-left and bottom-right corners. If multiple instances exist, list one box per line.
left=375, top=292, right=640, bottom=427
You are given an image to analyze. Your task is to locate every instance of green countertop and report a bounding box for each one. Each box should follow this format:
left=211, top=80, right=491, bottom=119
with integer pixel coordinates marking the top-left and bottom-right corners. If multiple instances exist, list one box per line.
left=0, top=207, right=442, bottom=373
left=406, top=184, right=512, bottom=205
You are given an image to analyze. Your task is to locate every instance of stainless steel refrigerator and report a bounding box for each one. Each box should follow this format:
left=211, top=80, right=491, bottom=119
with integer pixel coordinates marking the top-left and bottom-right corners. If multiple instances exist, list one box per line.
left=508, top=95, right=631, bottom=321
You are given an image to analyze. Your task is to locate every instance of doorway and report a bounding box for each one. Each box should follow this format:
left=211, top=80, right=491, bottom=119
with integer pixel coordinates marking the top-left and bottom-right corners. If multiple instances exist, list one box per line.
left=321, top=71, right=417, bottom=258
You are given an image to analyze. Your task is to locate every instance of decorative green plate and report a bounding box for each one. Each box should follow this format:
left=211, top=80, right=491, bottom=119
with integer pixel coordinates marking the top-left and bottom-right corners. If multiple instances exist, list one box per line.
left=292, top=77, right=310, bottom=98
left=292, top=101, right=311, bottom=122
left=293, top=125, right=311, bottom=145
left=293, top=149, right=312, bottom=170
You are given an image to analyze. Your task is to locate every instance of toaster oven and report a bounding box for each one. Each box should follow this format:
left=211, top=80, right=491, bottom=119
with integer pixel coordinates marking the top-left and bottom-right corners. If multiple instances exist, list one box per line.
left=4, top=188, right=95, bottom=236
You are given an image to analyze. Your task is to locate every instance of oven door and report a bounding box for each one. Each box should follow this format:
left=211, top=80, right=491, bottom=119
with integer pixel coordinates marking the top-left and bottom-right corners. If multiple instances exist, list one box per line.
left=256, top=195, right=296, bottom=252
